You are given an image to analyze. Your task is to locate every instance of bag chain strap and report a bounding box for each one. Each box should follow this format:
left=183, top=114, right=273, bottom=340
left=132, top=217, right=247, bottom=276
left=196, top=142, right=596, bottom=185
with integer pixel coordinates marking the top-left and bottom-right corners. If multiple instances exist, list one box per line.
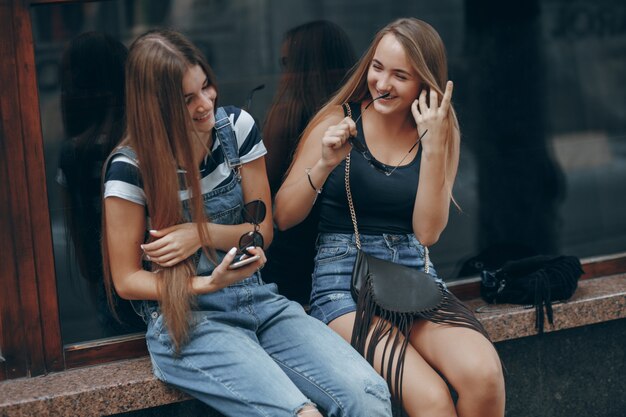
left=342, top=104, right=429, bottom=272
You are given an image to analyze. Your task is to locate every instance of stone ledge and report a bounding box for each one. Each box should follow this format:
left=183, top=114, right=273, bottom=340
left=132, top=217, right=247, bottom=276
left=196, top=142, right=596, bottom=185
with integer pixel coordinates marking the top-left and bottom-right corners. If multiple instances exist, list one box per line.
left=0, top=358, right=190, bottom=417
left=1, top=274, right=624, bottom=417
left=469, top=273, right=626, bottom=342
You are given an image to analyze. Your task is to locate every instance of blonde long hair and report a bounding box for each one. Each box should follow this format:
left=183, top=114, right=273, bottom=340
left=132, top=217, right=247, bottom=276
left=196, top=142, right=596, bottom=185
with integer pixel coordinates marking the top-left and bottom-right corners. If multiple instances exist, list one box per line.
left=299, top=18, right=459, bottom=182
left=103, top=29, right=217, bottom=351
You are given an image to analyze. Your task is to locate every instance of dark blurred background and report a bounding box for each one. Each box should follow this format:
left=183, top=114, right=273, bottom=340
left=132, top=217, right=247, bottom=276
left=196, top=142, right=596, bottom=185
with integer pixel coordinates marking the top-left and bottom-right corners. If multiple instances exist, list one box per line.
left=29, top=0, right=626, bottom=344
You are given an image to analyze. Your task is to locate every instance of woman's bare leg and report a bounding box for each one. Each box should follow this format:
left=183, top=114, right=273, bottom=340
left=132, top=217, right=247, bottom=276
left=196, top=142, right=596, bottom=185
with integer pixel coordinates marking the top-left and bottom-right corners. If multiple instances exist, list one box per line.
left=329, top=313, right=457, bottom=417
left=409, top=321, right=505, bottom=417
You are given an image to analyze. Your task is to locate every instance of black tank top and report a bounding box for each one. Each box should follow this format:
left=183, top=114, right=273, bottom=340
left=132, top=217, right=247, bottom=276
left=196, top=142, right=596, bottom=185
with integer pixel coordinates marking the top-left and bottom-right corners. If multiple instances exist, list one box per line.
left=318, top=102, right=422, bottom=234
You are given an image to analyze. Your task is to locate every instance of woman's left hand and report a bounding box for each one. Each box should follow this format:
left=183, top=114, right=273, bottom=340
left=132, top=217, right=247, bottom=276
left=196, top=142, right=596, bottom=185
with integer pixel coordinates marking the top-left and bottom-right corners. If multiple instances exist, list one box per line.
left=411, top=80, right=453, bottom=151
left=141, top=223, right=201, bottom=268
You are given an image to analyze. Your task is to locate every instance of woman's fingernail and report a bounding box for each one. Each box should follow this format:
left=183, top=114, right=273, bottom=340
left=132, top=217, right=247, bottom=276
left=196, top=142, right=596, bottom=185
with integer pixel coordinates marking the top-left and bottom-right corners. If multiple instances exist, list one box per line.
left=140, top=244, right=145, bottom=250
left=246, top=246, right=255, bottom=251
left=228, top=247, right=237, bottom=255
left=149, top=229, right=157, bottom=234
left=145, top=255, right=151, bottom=261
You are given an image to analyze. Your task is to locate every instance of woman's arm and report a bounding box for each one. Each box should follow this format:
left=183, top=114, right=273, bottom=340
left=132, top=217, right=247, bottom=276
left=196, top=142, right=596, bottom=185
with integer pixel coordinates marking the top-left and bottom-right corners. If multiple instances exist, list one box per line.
left=140, top=157, right=273, bottom=267
left=105, top=196, right=265, bottom=300
left=411, top=81, right=460, bottom=246
left=274, top=105, right=356, bottom=230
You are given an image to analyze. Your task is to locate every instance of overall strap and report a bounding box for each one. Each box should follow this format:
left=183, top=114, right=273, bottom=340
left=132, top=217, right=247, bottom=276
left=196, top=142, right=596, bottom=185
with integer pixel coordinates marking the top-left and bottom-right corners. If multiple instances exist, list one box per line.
left=111, top=146, right=138, bottom=162
left=213, top=107, right=242, bottom=176
left=102, top=145, right=139, bottom=180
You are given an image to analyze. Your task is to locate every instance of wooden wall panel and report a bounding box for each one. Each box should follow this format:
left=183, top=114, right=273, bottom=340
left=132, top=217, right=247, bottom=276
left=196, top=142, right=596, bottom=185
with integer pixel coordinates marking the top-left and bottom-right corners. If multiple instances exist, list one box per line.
left=0, top=100, right=25, bottom=381
left=0, top=0, right=32, bottom=380
left=14, top=0, right=64, bottom=374
left=65, top=335, right=148, bottom=369
left=0, top=0, right=63, bottom=378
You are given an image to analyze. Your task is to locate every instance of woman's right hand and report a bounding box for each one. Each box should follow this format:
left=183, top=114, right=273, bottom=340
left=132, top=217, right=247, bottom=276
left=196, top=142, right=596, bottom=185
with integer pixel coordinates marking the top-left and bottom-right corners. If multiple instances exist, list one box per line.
left=191, top=246, right=266, bottom=294
left=320, top=116, right=356, bottom=169
left=142, top=223, right=201, bottom=268
left=273, top=106, right=354, bottom=231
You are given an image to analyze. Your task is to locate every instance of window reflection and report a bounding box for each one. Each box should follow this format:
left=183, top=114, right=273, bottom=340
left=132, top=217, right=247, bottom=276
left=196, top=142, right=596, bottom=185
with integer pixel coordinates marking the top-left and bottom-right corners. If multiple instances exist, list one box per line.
left=456, top=0, right=566, bottom=275
left=57, top=31, right=144, bottom=338
left=30, top=0, right=626, bottom=345
left=262, top=20, right=357, bottom=304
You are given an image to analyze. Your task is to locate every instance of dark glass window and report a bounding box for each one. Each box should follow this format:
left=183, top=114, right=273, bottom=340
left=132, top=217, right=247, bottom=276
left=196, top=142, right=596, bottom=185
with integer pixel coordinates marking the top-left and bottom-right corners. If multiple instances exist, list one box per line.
left=29, top=0, right=626, bottom=345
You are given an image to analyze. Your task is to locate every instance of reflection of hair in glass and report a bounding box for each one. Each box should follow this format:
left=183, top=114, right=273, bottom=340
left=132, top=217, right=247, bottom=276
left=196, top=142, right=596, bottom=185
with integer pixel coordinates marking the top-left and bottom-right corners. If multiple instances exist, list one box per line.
left=263, top=20, right=356, bottom=194
left=61, top=32, right=127, bottom=139
left=58, top=31, right=143, bottom=334
left=59, top=31, right=127, bottom=285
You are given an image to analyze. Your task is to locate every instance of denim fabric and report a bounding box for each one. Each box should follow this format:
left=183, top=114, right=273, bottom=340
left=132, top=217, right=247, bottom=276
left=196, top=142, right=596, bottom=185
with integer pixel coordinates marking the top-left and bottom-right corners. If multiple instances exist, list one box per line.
left=309, top=232, right=444, bottom=325
left=145, top=280, right=391, bottom=417
left=142, top=111, right=392, bottom=417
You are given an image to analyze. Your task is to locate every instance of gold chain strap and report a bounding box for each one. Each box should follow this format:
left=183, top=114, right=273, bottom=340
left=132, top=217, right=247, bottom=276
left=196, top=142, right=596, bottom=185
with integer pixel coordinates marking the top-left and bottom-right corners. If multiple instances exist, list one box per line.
left=342, top=103, right=361, bottom=251
left=342, top=102, right=429, bottom=272
left=345, top=153, right=361, bottom=250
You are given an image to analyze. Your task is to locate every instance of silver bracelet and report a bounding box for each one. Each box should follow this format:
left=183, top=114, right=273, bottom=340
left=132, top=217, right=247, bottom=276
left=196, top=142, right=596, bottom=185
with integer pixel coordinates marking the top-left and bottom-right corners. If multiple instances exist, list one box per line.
left=305, top=168, right=322, bottom=203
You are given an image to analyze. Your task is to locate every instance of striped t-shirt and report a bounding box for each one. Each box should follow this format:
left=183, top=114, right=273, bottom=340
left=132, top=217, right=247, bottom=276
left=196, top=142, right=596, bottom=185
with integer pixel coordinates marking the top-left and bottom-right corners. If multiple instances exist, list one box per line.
left=104, top=106, right=266, bottom=205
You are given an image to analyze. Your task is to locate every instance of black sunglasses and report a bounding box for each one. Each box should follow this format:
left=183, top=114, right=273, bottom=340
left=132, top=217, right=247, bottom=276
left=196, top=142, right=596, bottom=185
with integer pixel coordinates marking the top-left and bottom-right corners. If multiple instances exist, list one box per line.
left=238, top=200, right=266, bottom=256
left=243, top=84, right=265, bottom=111
left=349, top=93, right=427, bottom=176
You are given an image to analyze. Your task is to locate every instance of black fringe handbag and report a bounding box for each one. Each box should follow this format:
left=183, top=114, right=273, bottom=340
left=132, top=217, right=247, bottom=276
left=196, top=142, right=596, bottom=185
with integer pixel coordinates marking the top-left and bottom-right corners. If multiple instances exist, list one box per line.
left=344, top=150, right=489, bottom=409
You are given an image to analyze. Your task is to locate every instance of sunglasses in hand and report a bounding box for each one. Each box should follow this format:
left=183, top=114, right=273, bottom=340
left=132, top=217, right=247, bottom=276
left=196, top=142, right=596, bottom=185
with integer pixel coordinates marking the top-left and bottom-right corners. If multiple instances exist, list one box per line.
left=237, top=200, right=266, bottom=256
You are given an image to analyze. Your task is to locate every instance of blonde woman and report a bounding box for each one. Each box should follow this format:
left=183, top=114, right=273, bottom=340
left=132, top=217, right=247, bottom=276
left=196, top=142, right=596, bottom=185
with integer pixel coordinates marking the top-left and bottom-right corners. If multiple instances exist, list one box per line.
left=102, top=29, right=391, bottom=417
left=274, top=18, right=505, bottom=417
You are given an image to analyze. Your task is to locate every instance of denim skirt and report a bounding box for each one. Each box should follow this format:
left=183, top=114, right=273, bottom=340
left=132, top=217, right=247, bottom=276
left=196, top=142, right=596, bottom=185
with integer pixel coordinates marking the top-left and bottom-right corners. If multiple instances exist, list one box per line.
left=309, top=232, right=446, bottom=324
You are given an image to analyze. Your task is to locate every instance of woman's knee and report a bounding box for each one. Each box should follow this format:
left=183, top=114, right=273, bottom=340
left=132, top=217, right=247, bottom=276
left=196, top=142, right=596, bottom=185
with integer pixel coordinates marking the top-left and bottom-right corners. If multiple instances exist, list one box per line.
left=339, top=377, right=392, bottom=417
left=455, top=351, right=504, bottom=399
left=408, top=378, right=456, bottom=416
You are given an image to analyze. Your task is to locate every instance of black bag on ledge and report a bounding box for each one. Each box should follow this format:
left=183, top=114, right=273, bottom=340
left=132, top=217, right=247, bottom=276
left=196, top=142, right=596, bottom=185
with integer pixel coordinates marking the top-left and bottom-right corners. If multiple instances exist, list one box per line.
left=480, top=255, right=584, bottom=333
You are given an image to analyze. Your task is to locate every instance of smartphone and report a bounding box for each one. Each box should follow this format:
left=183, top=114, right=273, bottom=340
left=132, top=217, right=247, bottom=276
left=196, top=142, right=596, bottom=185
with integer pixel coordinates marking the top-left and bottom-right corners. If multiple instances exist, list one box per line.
left=228, top=254, right=261, bottom=270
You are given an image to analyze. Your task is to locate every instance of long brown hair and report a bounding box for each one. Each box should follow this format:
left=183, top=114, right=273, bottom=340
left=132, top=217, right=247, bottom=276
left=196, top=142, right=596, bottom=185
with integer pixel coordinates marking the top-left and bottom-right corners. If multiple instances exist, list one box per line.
left=263, top=20, right=356, bottom=194
left=298, top=18, right=459, bottom=188
left=61, top=32, right=127, bottom=286
left=103, top=29, right=217, bottom=351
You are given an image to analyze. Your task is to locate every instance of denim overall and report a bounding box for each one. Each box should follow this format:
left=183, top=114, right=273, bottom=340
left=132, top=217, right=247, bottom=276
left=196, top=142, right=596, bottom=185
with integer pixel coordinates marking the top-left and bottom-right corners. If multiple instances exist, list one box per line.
left=109, top=108, right=391, bottom=417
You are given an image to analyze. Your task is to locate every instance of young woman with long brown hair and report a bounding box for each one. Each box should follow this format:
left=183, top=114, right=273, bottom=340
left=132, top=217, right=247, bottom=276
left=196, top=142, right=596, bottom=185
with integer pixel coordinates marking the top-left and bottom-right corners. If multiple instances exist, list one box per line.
left=102, top=29, right=392, bottom=417
left=274, top=18, right=505, bottom=417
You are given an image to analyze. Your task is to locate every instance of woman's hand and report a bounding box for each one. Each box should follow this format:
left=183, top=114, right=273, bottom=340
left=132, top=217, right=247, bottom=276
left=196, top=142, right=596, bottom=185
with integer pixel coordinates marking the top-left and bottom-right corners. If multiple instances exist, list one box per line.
left=411, top=80, right=453, bottom=152
left=141, top=223, right=201, bottom=268
left=273, top=105, right=349, bottom=230
left=320, top=116, right=357, bottom=169
left=192, top=246, right=267, bottom=294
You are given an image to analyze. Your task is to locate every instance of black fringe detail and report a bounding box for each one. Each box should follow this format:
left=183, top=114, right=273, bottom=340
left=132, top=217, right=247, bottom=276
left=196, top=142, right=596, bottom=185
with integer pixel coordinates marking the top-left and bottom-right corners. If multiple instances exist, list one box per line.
left=351, top=281, right=489, bottom=413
